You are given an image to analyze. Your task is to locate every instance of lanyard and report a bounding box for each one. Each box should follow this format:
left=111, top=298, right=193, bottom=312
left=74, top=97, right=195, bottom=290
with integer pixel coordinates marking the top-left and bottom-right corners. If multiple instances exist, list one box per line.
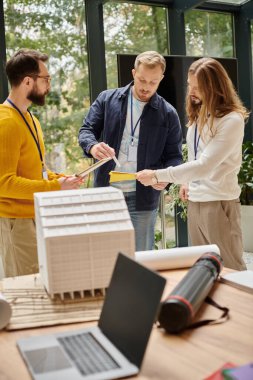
left=130, top=91, right=142, bottom=146
left=6, top=98, right=43, bottom=165
left=194, top=123, right=200, bottom=160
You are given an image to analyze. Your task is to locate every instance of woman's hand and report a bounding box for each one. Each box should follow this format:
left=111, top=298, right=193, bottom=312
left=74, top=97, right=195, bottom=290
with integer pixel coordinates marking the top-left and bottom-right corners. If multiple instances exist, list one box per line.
left=136, top=170, right=156, bottom=186
left=179, top=184, right=189, bottom=201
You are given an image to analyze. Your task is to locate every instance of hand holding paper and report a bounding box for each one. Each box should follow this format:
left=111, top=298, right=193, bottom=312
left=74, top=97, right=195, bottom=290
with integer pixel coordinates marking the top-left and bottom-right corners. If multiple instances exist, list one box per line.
left=76, top=157, right=111, bottom=178
left=136, top=169, right=156, bottom=186
left=90, top=142, right=115, bottom=161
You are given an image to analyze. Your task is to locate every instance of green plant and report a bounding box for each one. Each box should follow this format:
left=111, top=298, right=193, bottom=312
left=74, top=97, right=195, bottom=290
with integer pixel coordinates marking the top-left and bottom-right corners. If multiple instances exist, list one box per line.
left=166, top=184, right=188, bottom=222
left=166, top=144, right=188, bottom=221
left=154, top=229, right=176, bottom=249
left=238, top=141, right=253, bottom=205
left=154, top=229, right=162, bottom=249
left=154, top=144, right=188, bottom=249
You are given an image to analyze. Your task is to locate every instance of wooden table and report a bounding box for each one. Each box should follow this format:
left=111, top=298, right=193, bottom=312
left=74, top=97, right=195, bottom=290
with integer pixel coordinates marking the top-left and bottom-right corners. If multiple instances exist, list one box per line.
left=0, top=268, right=252, bottom=380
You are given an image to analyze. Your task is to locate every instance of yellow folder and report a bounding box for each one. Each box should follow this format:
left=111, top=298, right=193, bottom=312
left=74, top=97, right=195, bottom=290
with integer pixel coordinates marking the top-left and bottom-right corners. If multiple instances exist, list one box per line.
left=109, top=171, right=136, bottom=183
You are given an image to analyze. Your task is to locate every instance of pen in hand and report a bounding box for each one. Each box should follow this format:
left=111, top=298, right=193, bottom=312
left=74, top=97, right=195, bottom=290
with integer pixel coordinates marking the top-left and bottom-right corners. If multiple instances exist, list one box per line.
left=112, top=155, right=121, bottom=168
left=105, top=143, right=121, bottom=167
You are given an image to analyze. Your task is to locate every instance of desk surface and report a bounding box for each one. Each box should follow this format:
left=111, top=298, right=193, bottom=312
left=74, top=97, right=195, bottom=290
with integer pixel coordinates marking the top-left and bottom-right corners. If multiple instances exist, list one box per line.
left=0, top=268, right=252, bottom=380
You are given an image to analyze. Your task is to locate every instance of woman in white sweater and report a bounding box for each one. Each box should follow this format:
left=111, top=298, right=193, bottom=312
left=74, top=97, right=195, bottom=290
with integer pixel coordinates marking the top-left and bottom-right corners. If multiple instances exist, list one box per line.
left=137, top=57, right=249, bottom=270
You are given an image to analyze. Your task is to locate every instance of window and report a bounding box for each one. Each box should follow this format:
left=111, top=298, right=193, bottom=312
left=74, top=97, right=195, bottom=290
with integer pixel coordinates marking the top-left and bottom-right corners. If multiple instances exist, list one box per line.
left=4, top=0, right=89, bottom=173
left=185, top=10, right=234, bottom=57
left=103, top=1, right=168, bottom=88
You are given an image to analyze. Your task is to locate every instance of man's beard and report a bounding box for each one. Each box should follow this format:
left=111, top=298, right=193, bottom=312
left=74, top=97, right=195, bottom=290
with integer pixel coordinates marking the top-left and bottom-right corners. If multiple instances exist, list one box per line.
left=190, top=96, right=202, bottom=106
left=27, top=87, right=48, bottom=106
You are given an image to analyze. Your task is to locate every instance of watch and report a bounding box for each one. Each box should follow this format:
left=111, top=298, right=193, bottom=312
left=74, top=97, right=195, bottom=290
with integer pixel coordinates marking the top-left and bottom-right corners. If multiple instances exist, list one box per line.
left=151, top=171, right=158, bottom=185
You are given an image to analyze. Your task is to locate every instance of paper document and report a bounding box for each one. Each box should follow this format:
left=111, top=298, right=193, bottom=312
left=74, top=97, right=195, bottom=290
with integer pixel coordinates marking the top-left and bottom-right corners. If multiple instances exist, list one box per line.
left=220, top=270, right=253, bottom=294
left=109, top=171, right=136, bottom=182
left=112, top=156, right=121, bottom=167
left=76, top=157, right=111, bottom=178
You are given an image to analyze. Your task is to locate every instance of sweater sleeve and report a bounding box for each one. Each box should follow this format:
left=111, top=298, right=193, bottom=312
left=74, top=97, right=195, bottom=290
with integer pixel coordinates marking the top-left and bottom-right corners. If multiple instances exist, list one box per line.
left=156, top=113, right=244, bottom=184
left=47, top=169, right=65, bottom=180
left=0, top=117, right=61, bottom=200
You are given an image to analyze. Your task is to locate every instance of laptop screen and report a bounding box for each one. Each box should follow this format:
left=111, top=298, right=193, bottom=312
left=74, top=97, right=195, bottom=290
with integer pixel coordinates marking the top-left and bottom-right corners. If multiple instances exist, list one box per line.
left=99, top=253, right=166, bottom=368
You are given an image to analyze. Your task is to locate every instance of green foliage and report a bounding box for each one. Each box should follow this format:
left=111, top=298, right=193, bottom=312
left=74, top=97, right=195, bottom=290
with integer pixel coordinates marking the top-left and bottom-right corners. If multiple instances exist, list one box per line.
left=154, top=229, right=162, bottom=249
left=166, top=184, right=188, bottom=222
left=103, top=2, right=168, bottom=88
left=166, top=144, right=188, bottom=222
left=154, top=145, right=188, bottom=249
left=185, top=10, right=234, bottom=57
left=154, top=230, right=176, bottom=250
left=238, top=141, right=253, bottom=205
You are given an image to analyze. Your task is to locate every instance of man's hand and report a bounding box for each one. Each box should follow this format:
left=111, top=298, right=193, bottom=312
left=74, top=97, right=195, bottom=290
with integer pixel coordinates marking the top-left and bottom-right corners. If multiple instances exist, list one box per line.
left=179, top=184, right=189, bottom=201
left=90, top=142, right=115, bottom=160
left=58, top=176, right=84, bottom=190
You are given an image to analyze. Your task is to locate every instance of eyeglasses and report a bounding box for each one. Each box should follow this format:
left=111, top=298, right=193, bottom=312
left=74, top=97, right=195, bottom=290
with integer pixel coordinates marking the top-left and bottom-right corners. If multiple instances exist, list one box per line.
left=32, top=75, right=51, bottom=84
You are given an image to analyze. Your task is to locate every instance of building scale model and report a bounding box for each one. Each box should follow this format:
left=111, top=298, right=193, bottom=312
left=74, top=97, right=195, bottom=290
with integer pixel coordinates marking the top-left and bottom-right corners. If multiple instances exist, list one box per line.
left=34, top=187, right=135, bottom=299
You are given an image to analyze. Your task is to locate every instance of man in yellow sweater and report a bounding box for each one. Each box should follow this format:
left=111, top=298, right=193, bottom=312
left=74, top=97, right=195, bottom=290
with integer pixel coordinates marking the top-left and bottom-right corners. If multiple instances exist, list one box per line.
left=0, top=49, right=83, bottom=277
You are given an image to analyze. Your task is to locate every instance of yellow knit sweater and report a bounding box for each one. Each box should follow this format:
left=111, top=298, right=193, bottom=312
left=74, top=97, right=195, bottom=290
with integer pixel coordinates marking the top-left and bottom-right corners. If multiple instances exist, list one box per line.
left=0, top=105, right=61, bottom=218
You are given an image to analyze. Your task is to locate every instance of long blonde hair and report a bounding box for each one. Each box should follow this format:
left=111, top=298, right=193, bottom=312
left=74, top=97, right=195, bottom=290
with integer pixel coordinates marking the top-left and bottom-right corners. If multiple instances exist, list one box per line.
left=186, top=57, right=249, bottom=136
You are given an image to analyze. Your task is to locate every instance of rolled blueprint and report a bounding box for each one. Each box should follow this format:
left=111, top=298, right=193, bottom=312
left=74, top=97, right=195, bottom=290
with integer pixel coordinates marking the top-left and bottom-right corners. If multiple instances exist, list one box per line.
left=135, top=244, right=220, bottom=271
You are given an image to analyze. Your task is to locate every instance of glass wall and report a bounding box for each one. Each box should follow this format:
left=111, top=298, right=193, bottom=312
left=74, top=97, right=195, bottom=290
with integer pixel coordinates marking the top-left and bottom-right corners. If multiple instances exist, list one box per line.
left=2, top=1, right=240, bottom=248
left=185, top=10, right=234, bottom=57
left=4, top=0, right=89, bottom=174
left=103, top=1, right=168, bottom=89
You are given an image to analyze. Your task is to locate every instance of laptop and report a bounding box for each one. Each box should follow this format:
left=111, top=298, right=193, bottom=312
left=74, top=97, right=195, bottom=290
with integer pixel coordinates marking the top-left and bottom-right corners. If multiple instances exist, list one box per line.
left=17, top=253, right=166, bottom=380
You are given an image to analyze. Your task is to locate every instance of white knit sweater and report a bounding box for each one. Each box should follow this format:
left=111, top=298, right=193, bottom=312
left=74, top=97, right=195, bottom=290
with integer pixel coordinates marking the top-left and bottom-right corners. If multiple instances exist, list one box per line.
left=156, top=111, right=244, bottom=202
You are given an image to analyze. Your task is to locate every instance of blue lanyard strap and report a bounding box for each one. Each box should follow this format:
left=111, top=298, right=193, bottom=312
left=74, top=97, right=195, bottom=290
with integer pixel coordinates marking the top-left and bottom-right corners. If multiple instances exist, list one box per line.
left=6, top=98, right=43, bottom=164
left=194, top=124, right=200, bottom=160
left=130, top=91, right=142, bottom=145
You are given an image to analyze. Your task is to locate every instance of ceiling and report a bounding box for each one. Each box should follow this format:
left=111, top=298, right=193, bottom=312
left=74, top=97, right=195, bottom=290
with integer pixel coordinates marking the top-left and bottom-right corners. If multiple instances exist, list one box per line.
left=208, top=0, right=251, bottom=5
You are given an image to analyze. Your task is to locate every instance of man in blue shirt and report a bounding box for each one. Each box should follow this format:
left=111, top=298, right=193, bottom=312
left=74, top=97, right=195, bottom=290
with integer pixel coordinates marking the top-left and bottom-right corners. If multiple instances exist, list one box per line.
left=79, top=51, right=182, bottom=251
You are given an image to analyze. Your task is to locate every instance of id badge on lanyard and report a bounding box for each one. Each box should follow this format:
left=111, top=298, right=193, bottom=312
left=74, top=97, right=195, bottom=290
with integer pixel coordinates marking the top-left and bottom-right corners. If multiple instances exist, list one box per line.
left=128, top=91, right=141, bottom=162
left=6, top=98, right=47, bottom=180
left=42, top=167, right=48, bottom=180
left=128, top=143, right=138, bottom=162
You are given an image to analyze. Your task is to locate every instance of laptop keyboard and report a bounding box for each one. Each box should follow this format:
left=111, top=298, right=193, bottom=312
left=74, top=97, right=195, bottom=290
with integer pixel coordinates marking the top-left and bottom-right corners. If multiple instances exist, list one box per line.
left=57, top=332, right=120, bottom=376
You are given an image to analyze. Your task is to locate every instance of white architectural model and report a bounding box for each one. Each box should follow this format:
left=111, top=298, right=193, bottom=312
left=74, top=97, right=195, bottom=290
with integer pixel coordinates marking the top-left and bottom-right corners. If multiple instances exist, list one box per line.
left=34, top=187, right=135, bottom=299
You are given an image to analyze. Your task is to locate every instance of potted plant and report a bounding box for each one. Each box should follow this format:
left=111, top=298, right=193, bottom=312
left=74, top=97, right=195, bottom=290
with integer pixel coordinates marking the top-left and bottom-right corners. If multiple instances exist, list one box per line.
left=238, top=141, right=253, bottom=205
left=166, top=143, right=188, bottom=218
left=159, top=144, right=188, bottom=248
left=238, top=141, right=253, bottom=252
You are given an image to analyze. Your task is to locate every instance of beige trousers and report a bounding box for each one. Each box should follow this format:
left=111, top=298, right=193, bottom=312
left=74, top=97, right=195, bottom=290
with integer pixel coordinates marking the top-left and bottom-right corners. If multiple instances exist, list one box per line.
left=0, top=218, right=38, bottom=277
left=187, top=200, right=246, bottom=271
